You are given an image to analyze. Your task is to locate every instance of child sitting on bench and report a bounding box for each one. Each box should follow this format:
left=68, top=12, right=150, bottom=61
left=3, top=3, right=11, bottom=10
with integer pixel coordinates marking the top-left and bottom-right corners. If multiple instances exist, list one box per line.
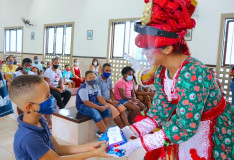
left=76, top=71, right=111, bottom=138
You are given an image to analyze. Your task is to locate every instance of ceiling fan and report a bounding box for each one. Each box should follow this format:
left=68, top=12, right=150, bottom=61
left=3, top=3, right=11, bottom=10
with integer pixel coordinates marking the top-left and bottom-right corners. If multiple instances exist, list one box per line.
left=22, top=18, right=34, bottom=27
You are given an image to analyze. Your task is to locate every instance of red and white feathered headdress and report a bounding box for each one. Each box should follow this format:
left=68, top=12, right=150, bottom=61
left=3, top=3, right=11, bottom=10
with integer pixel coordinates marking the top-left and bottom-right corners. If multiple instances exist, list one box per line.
left=135, top=0, right=198, bottom=55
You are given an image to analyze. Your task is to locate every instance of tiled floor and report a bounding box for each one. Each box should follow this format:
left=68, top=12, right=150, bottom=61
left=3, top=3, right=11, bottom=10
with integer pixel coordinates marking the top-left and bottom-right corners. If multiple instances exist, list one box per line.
left=0, top=116, right=17, bottom=160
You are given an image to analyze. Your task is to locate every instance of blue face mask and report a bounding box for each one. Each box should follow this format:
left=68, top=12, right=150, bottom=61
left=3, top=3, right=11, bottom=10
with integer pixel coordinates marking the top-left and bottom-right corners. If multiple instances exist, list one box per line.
left=7, top=61, right=14, bottom=65
left=74, top=62, right=79, bottom=66
left=35, top=59, right=39, bottom=63
left=103, top=71, right=111, bottom=79
left=38, top=96, right=56, bottom=115
left=126, top=76, right=133, bottom=81
left=87, top=79, right=96, bottom=86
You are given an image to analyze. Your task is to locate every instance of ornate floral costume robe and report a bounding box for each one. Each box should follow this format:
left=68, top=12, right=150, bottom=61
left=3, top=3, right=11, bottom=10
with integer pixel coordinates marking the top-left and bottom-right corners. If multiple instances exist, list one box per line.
left=132, top=56, right=233, bottom=160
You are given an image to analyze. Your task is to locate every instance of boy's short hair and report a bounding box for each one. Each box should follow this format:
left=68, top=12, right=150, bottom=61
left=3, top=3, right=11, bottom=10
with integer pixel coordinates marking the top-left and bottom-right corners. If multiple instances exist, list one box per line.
left=65, top=64, right=70, bottom=68
left=22, top=58, right=32, bottom=65
left=9, top=75, right=44, bottom=103
left=121, top=66, right=133, bottom=76
left=85, top=70, right=94, bottom=78
left=2, top=60, right=6, bottom=63
left=102, top=63, right=111, bottom=69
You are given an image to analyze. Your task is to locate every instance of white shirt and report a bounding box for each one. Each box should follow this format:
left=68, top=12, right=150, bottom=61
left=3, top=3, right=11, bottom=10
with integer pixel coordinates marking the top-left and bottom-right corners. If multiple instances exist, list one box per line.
left=32, top=62, right=43, bottom=71
left=44, top=68, right=62, bottom=88
left=92, top=65, right=99, bottom=75
left=12, top=70, right=35, bottom=79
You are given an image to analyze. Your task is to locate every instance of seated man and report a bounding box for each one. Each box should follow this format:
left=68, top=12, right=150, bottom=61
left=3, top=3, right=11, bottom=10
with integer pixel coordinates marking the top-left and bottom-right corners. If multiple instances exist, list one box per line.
left=96, top=63, right=129, bottom=128
left=9, top=75, right=109, bottom=160
left=76, top=71, right=111, bottom=138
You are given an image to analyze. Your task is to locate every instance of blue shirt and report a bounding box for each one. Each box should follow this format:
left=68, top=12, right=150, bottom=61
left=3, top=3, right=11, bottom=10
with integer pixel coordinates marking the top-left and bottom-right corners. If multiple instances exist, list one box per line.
left=62, top=70, right=73, bottom=80
left=14, top=114, right=55, bottom=160
left=76, top=83, right=101, bottom=109
left=96, top=74, right=112, bottom=100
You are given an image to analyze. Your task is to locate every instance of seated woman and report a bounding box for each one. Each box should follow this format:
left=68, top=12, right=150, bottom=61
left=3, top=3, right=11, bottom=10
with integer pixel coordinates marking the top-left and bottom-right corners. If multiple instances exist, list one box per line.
left=63, top=64, right=75, bottom=88
left=114, top=66, right=146, bottom=124
left=89, top=58, right=101, bottom=76
left=71, top=58, right=84, bottom=88
left=1, top=55, right=18, bottom=90
left=44, top=57, right=71, bottom=109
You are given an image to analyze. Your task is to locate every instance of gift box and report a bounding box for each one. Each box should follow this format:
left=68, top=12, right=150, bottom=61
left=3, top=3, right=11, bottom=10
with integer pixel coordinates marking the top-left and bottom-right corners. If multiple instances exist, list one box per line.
left=99, top=126, right=127, bottom=157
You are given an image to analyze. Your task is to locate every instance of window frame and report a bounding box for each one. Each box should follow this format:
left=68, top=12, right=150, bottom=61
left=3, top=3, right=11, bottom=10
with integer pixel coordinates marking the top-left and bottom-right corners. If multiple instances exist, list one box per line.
left=106, top=18, right=140, bottom=60
left=43, top=22, right=74, bottom=56
left=4, top=26, right=23, bottom=54
left=222, top=19, right=234, bottom=66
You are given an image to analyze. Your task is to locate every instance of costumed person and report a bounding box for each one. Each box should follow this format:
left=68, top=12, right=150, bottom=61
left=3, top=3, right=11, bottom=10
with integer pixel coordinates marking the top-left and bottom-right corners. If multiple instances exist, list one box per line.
left=0, top=69, right=13, bottom=117
left=115, top=0, right=233, bottom=160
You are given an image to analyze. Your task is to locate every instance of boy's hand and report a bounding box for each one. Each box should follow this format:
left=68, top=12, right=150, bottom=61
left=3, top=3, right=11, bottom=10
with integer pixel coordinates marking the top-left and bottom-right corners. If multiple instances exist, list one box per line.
left=99, top=106, right=108, bottom=112
left=88, top=141, right=106, bottom=151
left=92, top=142, right=109, bottom=158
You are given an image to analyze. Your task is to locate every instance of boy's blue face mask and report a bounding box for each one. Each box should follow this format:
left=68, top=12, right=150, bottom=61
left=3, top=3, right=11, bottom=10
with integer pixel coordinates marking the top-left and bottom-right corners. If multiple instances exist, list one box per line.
left=37, top=96, right=56, bottom=115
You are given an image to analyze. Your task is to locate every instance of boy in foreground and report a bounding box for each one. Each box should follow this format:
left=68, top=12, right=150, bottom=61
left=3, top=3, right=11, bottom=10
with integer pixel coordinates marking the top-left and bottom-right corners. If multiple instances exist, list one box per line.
left=9, top=75, right=109, bottom=160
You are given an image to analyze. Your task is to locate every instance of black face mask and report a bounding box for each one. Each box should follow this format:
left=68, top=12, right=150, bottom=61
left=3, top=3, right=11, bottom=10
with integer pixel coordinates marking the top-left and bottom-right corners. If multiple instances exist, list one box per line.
left=53, top=65, right=59, bottom=69
left=14, top=61, right=17, bottom=65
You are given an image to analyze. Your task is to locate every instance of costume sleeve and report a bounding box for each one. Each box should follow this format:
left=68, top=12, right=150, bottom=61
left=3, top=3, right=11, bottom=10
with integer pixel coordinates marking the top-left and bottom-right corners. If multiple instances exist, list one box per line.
left=140, top=129, right=167, bottom=152
left=131, top=117, right=158, bottom=137
left=162, top=65, right=207, bottom=144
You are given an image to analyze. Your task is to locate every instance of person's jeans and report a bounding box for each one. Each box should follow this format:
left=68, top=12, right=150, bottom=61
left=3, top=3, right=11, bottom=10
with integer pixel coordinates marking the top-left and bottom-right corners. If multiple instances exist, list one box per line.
left=50, top=89, right=71, bottom=109
left=230, top=81, right=234, bottom=105
left=78, top=102, right=111, bottom=123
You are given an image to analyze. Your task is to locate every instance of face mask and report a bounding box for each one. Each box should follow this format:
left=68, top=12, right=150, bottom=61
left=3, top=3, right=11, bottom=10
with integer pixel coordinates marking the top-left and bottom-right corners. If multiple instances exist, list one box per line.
left=7, top=61, right=14, bottom=65
left=126, top=75, right=133, bottom=81
left=1, top=64, right=6, bottom=68
left=53, top=65, right=59, bottom=69
left=66, top=68, right=70, bottom=71
left=93, top=62, right=98, bottom=66
left=35, top=59, right=39, bottom=63
left=87, top=79, right=96, bottom=85
left=14, top=61, right=17, bottom=65
left=103, top=71, right=111, bottom=78
left=23, top=67, right=31, bottom=73
left=47, top=65, right=51, bottom=68
left=38, top=96, right=56, bottom=115
left=74, top=62, right=79, bottom=66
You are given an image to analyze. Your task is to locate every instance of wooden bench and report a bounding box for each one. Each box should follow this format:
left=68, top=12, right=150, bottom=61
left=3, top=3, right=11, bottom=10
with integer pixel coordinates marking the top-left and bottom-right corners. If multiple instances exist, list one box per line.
left=52, top=106, right=98, bottom=145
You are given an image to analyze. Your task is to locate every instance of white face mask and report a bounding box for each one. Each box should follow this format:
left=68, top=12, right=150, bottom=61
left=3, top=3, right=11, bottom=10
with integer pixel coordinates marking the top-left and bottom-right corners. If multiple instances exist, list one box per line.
left=1, top=64, right=6, bottom=68
left=93, top=62, right=98, bottom=66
